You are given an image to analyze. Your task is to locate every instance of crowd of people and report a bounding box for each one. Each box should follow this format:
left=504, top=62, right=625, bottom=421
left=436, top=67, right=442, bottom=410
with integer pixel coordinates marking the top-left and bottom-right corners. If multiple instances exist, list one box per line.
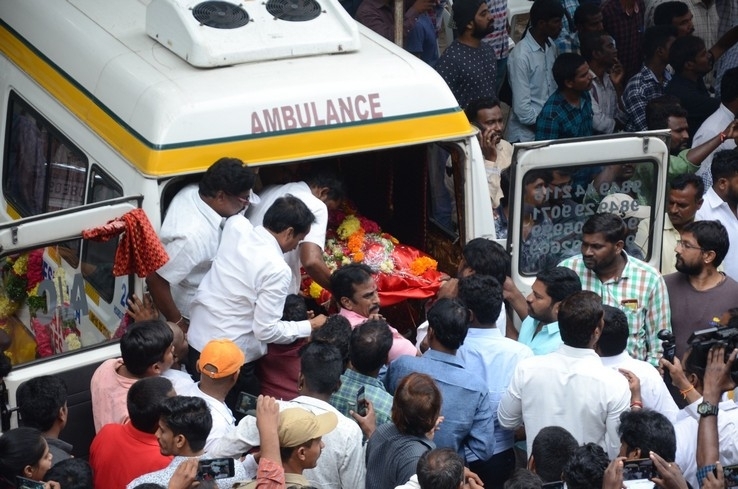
left=2, top=0, right=738, bottom=487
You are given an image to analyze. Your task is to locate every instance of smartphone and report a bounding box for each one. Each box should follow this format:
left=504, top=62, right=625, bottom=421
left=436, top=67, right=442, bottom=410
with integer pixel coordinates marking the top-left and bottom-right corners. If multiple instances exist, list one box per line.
left=541, top=481, right=564, bottom=489
left=16, top=477, right=45, bottom=489
left=235, top=391, right=258, bottom=415
left=722, top=463, right=738, bottom=489
left=622, top=458, right=658, bottom=481
left=356, top=385, right=367, bottom=417
left=197, top=458, right=235, bottom=480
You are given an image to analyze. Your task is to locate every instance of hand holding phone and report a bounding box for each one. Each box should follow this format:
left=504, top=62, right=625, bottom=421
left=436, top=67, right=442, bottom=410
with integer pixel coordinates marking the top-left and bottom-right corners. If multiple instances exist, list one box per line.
left=236, top=391, right=259, bottom=415
left=356, top=386, right=367, bottom=417
left=197, top=458, right=235, bottom=481
left=622, top=458, right=657, bottom=481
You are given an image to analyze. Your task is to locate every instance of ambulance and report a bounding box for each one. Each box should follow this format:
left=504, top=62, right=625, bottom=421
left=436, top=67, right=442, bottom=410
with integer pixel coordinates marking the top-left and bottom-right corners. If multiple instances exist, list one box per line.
left=0, top=0, right=669, bottom=455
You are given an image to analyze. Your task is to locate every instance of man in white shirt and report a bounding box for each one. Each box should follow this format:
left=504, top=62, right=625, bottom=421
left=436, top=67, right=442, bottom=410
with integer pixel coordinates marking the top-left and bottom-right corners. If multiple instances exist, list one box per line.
left=180, top=339, right=244, bottom=452
left=498, top=290, right=631, bottom=458
left=246, top=172, right=344, bottom=292
left=693, top=68, right=738, bottom=188
left=580, top=31, right=625, bottom=134
left=147, top=158, right=256, bottom=334
left=187, top=196, right=327, bottom=404
left=695, top=149, right=738, bottom=281
left=597, top=305, right=679, bottom=422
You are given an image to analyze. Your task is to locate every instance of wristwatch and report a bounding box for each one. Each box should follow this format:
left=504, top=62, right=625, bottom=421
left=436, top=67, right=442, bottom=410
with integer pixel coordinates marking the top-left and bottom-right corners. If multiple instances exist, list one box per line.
left=697, top=401, right=719, bottom=417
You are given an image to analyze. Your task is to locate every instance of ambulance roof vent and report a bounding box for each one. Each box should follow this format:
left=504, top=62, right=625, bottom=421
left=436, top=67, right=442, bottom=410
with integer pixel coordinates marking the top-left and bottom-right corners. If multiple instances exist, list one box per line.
left=146, top=0, right=361, bottom=68
left=192, top=1, right=250, bottom=28
left=266, top=0, right=321, bottom=22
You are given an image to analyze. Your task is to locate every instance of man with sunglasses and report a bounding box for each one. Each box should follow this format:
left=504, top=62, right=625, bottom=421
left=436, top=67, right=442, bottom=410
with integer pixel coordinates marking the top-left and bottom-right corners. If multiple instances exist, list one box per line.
left=147, top=157, right=257, bottom=336
left=664, top=220, right=738, bottom=357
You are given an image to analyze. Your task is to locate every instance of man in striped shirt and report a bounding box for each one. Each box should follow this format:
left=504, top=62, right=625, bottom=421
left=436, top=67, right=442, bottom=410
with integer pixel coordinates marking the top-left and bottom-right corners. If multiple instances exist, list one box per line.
left=560, top=213, right=671, bottom=366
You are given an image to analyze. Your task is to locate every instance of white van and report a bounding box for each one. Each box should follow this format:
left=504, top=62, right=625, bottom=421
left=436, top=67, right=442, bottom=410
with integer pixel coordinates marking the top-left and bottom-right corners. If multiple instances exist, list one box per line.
left=0, top=0, right=670, bottom=456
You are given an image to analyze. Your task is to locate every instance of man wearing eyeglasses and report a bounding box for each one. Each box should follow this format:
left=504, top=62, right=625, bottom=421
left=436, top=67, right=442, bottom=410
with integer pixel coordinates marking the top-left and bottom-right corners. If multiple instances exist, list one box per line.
left=147, top=158, right=257, bottom=336
left=664, top=220, right=738, bottom=357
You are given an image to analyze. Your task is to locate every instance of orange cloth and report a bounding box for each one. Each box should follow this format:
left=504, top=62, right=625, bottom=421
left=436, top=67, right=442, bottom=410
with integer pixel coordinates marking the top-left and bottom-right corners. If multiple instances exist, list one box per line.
left=83, top=208, right=168, bottom=277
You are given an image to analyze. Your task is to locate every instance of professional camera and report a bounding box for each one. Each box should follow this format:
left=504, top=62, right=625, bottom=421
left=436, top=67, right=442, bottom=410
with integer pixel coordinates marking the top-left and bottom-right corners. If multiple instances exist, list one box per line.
left=686, top=324, right=738, bottom=384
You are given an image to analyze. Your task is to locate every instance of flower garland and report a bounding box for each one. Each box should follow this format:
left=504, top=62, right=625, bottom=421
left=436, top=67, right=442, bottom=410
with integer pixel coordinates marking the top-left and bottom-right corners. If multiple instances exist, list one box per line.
left=0, top=251, right=82, bottom=362
left=305, top=202, right=442, bottom=306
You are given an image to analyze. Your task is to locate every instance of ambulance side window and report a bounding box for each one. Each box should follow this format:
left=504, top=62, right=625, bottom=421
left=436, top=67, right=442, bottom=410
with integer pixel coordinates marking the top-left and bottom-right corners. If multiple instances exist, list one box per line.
left=516, top=160, right=658, bottom=276
left=81, top=168, right=123, bottom=303
left=3, top=92, right=88, bottom=216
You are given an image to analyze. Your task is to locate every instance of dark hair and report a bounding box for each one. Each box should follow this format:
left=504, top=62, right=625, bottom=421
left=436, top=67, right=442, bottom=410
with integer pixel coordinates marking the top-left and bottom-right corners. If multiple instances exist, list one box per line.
left=582, top=212, right=627, bottom=243
left=44, top=458, right=93, bottom=489
left=280, top=439, right=316, bottom=463
left=558, top=291, right=603, bottom=348
left=263, top=195, right=316, bottom=235
left=618, top=409, right=676, bottom=461
left=643, top=25, right=678, bottom=61
left=457, top=274, right=503, bottom=324
left=710, top=149, right=738, bottom=183
left=668, top=35, right=706, bottom=73
left=499, top=167, right=512, bottom=209
left=530, top=0, right=565, bottom=27
left=392, top=373, right=442, bottom=437
left=536, top=267, right=582, bottom=303
left=682, top=220, right=730, bottom=267
left=461, top=238, right=510, bottom=284
left=132, top=485, right=167, bottom=489
left=305, top=171, right=345, bottom=203
left=504, top=469, right=544, bottom=489
left=427, top=298, right=471, bottom=350
left=300, top=341, right=343, bottom=395
left=523, top=169, right=553, bottom=187
left=127, top=376, right=174, bottom=433
left=330, top=263, right=374, bottom=302
left=282, top=294, right=308, bottom=321
left=349, top=319, right=393, bottom=374
left=417, top=448, right=465, bottom=489
left=645, top=95, right=686, bottom=130
left=653, top=1, right=690, bottom=26
left=530, top=426, right=579, bottom=483
left=17, top=376, right=68, bottom=432
left=0, top=427, right=47, bottom=482
left=684, top=344, right=708, bottom=382
left=310, top=314, right=352, bottom=371
left=721, top=67, right=738, bottom=104
left=552, top=53, right=588, bottom=90
left=579, top=31, right=606, bottom=62
left=159, top=396, right=212, bottom=453
left=562, top=443, right=609, bottom=489
left=574, top=3, right=601, bottom=28
left=199, top=157, right=256, bottom=198
left=464, top=98, right=501, bottom=123
left=121, top=320, right=174, bottom=376
left=0, top=353, right=11, bottom=380
left=669, top=172, right=704, bottom=199
left=598, top=304, right=629, bottom=356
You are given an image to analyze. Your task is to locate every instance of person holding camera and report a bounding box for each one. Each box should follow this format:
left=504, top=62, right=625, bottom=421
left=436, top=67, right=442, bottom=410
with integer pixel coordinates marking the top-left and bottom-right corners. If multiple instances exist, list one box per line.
left=664, top=220, right=738, bottom=357
left=661, top=341, right=738, bottom=488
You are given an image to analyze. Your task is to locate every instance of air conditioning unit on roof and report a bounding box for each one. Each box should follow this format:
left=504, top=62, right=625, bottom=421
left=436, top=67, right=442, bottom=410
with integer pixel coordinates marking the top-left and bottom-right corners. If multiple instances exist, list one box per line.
left=146, top=0, right=361, bottom=67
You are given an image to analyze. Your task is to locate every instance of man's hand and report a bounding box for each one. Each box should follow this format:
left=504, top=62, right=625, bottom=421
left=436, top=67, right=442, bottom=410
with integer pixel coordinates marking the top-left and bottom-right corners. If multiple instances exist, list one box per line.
left=309, top=314, right=328, bottom=330
left=702, top=345, right=737, bottom=401
left=255, top=395, right=280, bottom=435
left=602, top=456, right=625, bottom=489
left=659, top=356, right=691, bottom=390
left=701, top=461, right=725, bottom=489
left=619, top=368, right=642, bottom=405
left=126, top=293, right=159, bottom=322
left=437, top=277, right=459, bottom=299
left=463, top=468, right=484, bottom=488
left=168, top=457, right=200, bottom=489
left=478, top=127, right=498, bottom=161
left=651, top=452, right=688, bottom=489
left=425, top=415, right=445, bottom=440
left=350, top=398, right=377, bottom=439
left=721, top=120, right=738, bottom=144
left=610, top=59, right=624, bottom=86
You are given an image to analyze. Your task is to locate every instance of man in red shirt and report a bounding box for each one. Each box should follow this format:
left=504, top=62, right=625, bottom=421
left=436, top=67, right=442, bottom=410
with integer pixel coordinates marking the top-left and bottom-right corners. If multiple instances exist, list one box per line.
left=89, top=376, right=175, bottom=489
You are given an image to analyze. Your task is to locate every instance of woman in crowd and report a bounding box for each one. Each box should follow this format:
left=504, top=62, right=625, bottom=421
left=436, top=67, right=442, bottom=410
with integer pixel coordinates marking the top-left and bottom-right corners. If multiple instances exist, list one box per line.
left=0, top=427, right=58, bottom=488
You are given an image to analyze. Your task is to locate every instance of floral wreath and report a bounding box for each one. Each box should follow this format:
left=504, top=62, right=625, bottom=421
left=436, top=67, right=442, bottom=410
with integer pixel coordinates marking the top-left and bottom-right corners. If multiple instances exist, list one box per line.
left=303, top=202, right=442, bottom=306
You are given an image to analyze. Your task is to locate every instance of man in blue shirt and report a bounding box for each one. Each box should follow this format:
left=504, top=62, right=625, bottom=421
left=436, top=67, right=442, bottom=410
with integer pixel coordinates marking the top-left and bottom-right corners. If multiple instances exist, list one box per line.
left=506, top=266, right=582, bottom=355
left=385, top=298, right=495, bottom=465
left=457, top=275, right=533, bottom=489
left=535, top=52, right=594, bottom=140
